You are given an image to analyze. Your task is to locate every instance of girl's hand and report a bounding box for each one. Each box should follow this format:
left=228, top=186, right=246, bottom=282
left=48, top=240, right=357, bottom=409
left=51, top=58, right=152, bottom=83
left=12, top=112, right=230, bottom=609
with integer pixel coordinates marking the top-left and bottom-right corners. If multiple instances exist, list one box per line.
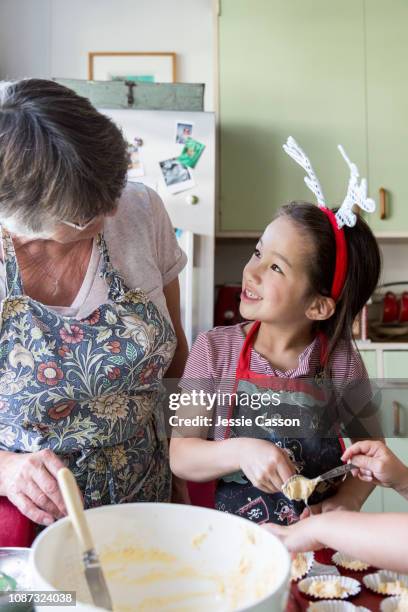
left=239, top=439, right=296, bottom=494
left=263, top=516, right=324, bottom=552
left=1, top=449, right=67, bottom=526
left=342, top=440, right=408, bottom=491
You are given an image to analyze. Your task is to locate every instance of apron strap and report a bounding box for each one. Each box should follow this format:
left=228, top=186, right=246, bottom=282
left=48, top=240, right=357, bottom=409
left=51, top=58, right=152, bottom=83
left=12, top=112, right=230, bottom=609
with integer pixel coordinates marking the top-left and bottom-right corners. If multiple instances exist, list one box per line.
left=97, top=233, right=128, bottom=302
left=236, top=320, right=261, bottom=377
left=237, top=322, right=329, bottom=377
left=1, top=227, right=24, bottom=297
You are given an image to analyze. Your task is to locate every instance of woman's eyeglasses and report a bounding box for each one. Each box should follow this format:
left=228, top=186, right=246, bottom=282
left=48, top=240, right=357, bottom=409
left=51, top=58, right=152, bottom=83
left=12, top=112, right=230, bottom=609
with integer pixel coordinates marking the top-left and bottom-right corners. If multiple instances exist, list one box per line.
left=61, top=217, right=95, bottom=231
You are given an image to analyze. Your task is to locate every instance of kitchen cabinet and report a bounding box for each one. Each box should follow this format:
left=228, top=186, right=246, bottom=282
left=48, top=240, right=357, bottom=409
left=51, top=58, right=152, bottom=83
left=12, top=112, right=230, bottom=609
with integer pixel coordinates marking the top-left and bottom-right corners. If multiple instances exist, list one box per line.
left=218, top=0, right=367, bottom=232
left=364, top=0, right=408, bottom=234
left=218, top=0, right=408, bottom=235
left=355, top=346, right=408, bottom=512
left=346, top=349, right=381, bottom=512
left=382, top=351, right=408, bottom=512
left=359, top=350, right=377, bottom=378
left=383, top=351, right=408, bottom=379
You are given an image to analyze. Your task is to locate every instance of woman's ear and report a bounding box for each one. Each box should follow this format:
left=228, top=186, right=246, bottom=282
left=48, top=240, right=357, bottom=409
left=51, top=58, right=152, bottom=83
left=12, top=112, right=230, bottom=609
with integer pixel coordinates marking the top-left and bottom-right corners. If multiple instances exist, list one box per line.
left=306, top=295, right=336, bottom=321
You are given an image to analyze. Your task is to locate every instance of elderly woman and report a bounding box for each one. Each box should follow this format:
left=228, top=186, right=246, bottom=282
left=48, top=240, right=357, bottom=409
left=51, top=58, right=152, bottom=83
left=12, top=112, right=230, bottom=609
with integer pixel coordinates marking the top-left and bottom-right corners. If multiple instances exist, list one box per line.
left=0, top=79, right=189, bottom=529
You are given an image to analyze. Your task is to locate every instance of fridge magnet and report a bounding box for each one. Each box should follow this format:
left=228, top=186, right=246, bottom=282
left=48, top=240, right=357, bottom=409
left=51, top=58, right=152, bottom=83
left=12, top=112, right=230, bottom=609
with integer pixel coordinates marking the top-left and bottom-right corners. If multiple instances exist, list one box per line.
left=159, top=157, right=195, bottom=194
left=177, top=138, right=205, bottom=168
left=127, top=142, right=144, bottom=179
left=175, top=122, right=193, bottom=144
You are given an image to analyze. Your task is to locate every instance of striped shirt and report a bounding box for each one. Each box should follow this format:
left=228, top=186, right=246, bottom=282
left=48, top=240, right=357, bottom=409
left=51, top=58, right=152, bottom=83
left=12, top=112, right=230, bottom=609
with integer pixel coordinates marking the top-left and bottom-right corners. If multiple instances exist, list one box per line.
left=180, top=322, right=370, bottom=439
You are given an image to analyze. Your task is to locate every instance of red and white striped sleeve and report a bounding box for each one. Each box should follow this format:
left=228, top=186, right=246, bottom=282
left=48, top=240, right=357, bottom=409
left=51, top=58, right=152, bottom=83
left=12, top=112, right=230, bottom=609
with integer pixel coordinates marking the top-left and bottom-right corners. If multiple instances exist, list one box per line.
left=179, top=331, right=216, bottom=395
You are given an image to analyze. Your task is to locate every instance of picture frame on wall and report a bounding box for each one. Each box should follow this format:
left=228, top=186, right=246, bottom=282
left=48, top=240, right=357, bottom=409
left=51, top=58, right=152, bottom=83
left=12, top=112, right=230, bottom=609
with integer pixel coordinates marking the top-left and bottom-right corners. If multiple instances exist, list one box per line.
left=88, top=51, right=176, bottom=83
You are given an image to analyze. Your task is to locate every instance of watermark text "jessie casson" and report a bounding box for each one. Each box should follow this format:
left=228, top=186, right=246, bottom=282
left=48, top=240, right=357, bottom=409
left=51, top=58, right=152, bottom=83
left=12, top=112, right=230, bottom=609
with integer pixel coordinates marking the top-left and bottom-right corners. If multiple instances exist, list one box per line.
left=168, top=390, right=281, bottom=411
left=169, top=414, right=301, bottom=428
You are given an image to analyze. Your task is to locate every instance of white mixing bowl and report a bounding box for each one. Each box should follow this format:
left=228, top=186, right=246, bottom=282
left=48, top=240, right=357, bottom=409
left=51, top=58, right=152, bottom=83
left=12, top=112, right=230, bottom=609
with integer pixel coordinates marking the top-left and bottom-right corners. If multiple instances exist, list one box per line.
left=31, top=503, right=290, bottom=612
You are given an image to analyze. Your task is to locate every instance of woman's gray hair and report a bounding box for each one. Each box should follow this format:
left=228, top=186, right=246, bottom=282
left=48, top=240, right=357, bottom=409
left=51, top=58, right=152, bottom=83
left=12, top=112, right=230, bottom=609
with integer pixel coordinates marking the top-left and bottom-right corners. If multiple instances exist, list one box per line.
left=0, top=79, right=129, bottom=237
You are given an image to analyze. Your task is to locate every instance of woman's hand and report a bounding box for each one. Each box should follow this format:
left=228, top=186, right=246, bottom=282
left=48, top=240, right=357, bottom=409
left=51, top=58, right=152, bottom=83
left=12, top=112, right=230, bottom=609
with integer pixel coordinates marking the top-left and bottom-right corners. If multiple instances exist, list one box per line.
left=239, top=439, right=296, bottom=494
left=1, top=449, right=67, bottom=526
left=342, top=440, right=408, bottom=492
left=263, top=516, right=324, bottom=552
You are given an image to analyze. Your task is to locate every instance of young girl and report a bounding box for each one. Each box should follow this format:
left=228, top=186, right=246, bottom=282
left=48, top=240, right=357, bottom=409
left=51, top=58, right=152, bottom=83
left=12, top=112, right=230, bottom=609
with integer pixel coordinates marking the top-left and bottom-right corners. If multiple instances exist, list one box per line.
left=170, top=138, right=381, bottom=525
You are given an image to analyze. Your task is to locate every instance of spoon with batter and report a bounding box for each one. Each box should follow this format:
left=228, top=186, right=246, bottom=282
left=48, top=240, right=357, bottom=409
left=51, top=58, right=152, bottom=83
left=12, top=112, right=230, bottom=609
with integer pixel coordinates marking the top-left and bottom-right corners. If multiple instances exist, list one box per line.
left=282, top=463, right=356, bottom=504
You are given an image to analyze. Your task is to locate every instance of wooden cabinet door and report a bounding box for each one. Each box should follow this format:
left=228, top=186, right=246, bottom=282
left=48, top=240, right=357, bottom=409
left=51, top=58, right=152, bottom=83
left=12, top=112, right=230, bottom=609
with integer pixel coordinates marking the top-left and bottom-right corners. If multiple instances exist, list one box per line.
left=218, top=0, right=367, bottom=232
left=365, top=0, right=408, bottom=233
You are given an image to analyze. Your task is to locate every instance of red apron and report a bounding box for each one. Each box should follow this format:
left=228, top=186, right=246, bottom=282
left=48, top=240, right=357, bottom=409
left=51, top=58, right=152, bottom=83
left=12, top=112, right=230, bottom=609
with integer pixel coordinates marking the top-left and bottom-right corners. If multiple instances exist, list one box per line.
left=215, top=321, right=345, bottom=525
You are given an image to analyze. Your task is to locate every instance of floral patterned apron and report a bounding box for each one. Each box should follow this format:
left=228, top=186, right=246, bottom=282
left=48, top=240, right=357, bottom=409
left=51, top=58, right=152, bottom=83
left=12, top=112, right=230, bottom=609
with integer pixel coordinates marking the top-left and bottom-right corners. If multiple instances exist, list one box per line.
left=215, top=321, right=345, bottom=525
left=0, top=228, right=176, bottom=507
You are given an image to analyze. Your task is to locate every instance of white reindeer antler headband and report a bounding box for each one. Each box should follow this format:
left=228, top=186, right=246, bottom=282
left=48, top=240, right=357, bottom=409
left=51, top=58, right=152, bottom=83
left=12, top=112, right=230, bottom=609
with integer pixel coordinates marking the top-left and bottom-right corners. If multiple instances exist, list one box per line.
left=283, top=136, right=375, bottom=228
left=282, top=136, right=376, bottom=300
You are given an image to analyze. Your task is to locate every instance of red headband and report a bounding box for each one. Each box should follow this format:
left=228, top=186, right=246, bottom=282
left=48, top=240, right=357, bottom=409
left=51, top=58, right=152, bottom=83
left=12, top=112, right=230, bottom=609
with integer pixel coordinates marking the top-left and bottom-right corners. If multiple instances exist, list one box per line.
left=320, top=207, right=348, bottom=302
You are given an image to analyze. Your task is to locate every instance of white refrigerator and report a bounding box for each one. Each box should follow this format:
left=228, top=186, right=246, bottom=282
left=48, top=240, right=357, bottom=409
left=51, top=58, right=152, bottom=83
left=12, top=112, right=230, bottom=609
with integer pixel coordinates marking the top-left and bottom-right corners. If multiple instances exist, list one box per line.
left=101, top=109, right=216, bottom=345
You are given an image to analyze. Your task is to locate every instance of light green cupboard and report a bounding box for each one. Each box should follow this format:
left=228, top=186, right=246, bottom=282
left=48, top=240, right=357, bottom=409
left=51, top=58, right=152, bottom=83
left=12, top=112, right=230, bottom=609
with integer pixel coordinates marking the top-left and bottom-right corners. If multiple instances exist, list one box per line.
left=359, top=350, right=377, bottom=379
left=353, top=349, right=382, bottom=512
left=359, top=348, right=408, bottom=512
left=382, top=351, right=408, bottom=512
left=218, top=0, right=408, bottom=234
left=365, top=0, right=408, bottom=234
left=218, top=0, right=367, bottom=232
left=383, top=351, right=408, bottom=379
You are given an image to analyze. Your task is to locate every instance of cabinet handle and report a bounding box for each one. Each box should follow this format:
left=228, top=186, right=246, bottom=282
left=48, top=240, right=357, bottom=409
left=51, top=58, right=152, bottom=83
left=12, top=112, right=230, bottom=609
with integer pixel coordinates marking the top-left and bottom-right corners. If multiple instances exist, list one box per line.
left=393, top=400, right=400, bottom=436
left=379, top=187, right=387, bottom=220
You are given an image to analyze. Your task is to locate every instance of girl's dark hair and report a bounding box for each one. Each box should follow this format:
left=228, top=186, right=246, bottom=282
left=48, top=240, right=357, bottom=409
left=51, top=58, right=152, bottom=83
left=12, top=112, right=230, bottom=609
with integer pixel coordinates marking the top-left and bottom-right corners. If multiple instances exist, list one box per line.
left=0, top=78, right=129, bottom=233
left=278, top=202, right=381, bottom=371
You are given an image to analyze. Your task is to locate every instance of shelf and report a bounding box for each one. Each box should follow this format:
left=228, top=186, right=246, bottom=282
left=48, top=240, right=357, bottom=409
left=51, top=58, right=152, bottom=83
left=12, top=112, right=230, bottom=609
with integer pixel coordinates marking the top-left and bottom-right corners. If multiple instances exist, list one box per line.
left=216, top=231, right=260, bottom=239
left=216, top=231, right=408, bottom=241
left=357, top=341, right=408, bottom=349
left=374, top=232, right=408, bottom=242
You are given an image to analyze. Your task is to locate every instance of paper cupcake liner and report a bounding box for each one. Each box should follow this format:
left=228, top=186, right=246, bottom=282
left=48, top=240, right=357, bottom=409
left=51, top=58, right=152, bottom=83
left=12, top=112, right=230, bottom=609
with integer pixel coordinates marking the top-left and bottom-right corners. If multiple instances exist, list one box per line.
left=291, top=551, right=315, bottom=581
left=331, top=552, right=370, bottom=572
left=298, top=575, right=361, bottom=600
left=380, top=596, right=408, bottom=612
left=307, top=602, right=370, bottom=612
left=363, top=571, right=408, bottom=596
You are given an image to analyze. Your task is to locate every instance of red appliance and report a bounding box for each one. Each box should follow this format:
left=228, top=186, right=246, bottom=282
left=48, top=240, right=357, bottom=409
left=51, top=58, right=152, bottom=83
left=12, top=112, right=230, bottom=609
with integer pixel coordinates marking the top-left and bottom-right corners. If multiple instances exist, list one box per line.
left=381, top=285, right=408, bottom=323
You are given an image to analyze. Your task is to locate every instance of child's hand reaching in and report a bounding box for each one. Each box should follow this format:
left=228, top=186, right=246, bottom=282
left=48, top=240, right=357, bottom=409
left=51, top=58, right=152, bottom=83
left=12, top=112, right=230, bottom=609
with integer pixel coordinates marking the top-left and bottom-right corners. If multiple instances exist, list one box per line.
left=299, top=493, right=361, bottom=520
left=263, top=511, right=408, bottom=574
left=342, top=440, right=408, bottom=495
left=263, top=516, right=324, bottom=552
left=238, top=439, right=296, bottom=494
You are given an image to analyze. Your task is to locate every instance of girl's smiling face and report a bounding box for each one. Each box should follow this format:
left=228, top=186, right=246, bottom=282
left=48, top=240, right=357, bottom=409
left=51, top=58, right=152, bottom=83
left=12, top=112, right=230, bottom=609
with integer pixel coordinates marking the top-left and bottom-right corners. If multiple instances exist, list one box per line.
left=240, top=216, right=316, bottom=326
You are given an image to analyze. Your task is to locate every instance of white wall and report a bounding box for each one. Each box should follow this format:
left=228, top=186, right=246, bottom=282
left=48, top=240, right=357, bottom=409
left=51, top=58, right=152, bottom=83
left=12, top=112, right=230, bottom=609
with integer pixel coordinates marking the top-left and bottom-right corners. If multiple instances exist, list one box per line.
left=0, top=0, right=52, bottom=80
left=0, top=0, right=215, bottom=110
